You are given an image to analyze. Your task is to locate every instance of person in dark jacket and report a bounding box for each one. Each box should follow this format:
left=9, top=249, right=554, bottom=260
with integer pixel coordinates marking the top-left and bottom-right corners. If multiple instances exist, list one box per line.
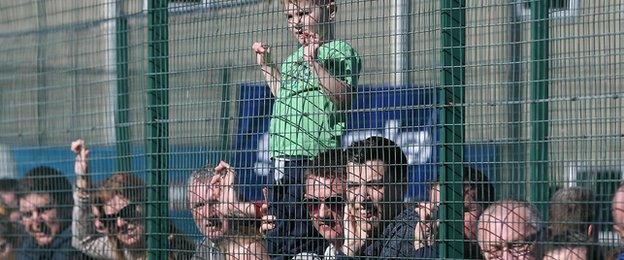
left=17, top=166, right=91, bottom=260
left=412, top=167, right=495, bottom=259
left=336, top=136, right=417, bottom=258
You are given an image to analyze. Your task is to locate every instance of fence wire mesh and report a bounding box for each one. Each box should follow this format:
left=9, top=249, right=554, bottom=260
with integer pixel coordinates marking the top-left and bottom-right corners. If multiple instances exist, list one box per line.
left=0, top=0, right=622, bottom=259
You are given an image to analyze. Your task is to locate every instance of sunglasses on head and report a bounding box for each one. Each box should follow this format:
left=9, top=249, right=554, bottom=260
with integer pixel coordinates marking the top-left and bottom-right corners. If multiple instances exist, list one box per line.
left=303, top=196, right=344, bottom=212
left=100, top=204, right=142, bottom=229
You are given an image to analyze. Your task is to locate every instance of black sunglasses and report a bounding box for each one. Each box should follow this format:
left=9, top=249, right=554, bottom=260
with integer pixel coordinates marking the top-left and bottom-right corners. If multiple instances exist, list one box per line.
left=303, top=196, right=344, bottom=212
left=100, top=204, right=142, bottom=229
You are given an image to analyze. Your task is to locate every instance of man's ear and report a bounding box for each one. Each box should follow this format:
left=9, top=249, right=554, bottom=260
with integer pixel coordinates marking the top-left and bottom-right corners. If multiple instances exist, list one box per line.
left=587, top=224, right=594, bottom=237
left=614, top=224, right=624, bottom=240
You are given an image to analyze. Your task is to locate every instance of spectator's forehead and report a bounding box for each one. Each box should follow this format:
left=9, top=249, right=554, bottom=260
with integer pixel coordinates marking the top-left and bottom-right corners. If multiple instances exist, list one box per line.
left=346, top=160, right=385, bottom=183
left=613, top=190, right=624, bottom=222
left=283, top=0, right=316, bottom=13
left=188, top=179, right=212, bottom=202
left=305, top=175, right=343, bottom=198
left=103, top=194, right=130, bottom=215
left=19, top=193, right=51, bottom=211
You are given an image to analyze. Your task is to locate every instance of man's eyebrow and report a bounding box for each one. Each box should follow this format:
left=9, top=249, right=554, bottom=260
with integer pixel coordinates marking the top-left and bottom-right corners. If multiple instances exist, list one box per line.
left=191, top=202, right=205, bottom=208
left=303, top=194, right=318, bottom=200
left=346, top=179, right=385, bottom=186
left=507, top=232, right=539, bottom=244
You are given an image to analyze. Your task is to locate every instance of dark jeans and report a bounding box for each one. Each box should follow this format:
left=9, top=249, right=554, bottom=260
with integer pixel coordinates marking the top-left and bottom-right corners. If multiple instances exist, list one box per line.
left=266, top=158, right=327, bottom=260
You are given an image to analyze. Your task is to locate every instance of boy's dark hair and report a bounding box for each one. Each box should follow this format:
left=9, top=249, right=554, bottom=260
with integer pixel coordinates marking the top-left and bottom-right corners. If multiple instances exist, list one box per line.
left=19, top=166, right=72, bottom=208
left=549, top=187, right=596, bottom=237
left=304, top=148, right=347, bottom=180
left=464, top=167, right=495, bottom=209
left=430, top=167, right=494, bottom=208
left=345, top=136, right=408, bottom=182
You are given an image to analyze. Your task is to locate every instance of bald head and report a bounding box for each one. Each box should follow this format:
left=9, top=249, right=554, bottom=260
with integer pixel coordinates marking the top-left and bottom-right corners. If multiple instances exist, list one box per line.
left=612, top=185, right=624, bottom=240
left=477, top=200, right=542, bottom=260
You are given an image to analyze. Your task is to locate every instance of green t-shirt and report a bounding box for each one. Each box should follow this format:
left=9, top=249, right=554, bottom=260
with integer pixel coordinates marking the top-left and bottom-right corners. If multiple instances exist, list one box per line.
left=269, top=40, right=362, bottom=158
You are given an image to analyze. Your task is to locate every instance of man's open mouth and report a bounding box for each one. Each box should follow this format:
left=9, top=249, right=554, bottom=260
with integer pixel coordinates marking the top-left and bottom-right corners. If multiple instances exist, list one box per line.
left=360, top=203, right=378, bottom=218
left=205, top=216, right=223, bottom=229
left=318, top=218, right=337, bottom=228
left=119, top=226, right=136, bottom=237
left=34, top=224, right=52, bottom=236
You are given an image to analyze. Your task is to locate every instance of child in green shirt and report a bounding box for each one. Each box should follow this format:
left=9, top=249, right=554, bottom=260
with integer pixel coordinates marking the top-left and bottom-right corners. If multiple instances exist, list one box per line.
left=252, top=0, right=361, bottom=258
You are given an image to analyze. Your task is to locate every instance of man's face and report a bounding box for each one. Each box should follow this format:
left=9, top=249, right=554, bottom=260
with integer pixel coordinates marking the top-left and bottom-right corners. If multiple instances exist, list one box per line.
left=103, top=195, right=144, bottom=248
left=346, top=160, right=387, bottom=233
left=478, top=206, right=538, bottom=260
left=284, top=0, right=331, bottom=45
left=464, top=188, right=484, bottom=241
left=427, top=184, right=484, bottom=241
left=544, top=246, right=587, bottom=260
left=612, top=191, right=624, bottom=240
left=1, top=191, right=21, bottom=222
left=188, top=179, right=228, bottom=240
left=91, top=205, right=108, bottom=235
left=19, top=193, right=62, bottom=247
left=0, top=192, right=17, bottom=208
left=305, top=175, right=345, bottom=243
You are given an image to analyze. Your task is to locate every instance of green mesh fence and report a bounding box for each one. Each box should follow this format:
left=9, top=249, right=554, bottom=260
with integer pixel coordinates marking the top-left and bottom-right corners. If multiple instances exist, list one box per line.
left=0, top=0, right=622, bottom=259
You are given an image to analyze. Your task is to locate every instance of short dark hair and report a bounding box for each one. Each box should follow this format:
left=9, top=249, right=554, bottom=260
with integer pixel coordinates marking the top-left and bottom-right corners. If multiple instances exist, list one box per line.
left=464, top=167, right=495, bottom=209
left=19, top=166, right=73, bottom=224
left=19, top=166, right=72, bottom=208
left=549, top=187, right=596, bottom=237
left=345, top=136, right=408, bottom=182
left=304, top=148, right=347, bottom=180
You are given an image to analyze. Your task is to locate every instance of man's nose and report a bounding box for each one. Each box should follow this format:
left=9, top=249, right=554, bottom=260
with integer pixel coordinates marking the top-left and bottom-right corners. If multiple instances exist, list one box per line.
left=501, top=249, right=514, bottom=260
left=318, top=203, right=329, bottom=218
left=116, top=217, right=125, bottom=228
left=293, top=17, right=302, bottom=28
left=31, top=210, right=42, bottom=221
left=353, top=186, right=369, bottom=203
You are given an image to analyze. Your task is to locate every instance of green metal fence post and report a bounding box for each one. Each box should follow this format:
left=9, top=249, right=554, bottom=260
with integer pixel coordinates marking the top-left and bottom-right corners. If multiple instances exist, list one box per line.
left=146, top=0, right=169, bottom=259
left=505, top=0, right=526, bottom=199
left=439, top=0, right=466, bottom=258
left=220, top=67, right=231, bottom=162
left=529, top=0, right=550, bottom=218
left=115, top=2, right=131, bottom=172
left=36, top=0, right=47, bottom=145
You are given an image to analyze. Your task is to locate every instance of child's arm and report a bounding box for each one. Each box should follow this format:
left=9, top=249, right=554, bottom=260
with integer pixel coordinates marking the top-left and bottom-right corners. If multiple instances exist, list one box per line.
left=308, top=60, right=352, bottom=105
left=253, top=42, right=281, bottom=97
left=304, top=33, right=355, bottom=106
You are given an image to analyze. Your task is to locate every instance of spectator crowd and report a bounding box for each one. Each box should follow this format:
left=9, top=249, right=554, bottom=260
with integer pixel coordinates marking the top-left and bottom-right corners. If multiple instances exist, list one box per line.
left=0, top=0, right=621, bottom=259
left=0, top=136, right=622, bottom=260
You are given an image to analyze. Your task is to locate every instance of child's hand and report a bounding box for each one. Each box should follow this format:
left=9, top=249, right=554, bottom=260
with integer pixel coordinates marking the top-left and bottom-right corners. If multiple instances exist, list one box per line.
left=252, top=42, right=273, bottom=66
left=302, top=31, right=320, bottom=62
